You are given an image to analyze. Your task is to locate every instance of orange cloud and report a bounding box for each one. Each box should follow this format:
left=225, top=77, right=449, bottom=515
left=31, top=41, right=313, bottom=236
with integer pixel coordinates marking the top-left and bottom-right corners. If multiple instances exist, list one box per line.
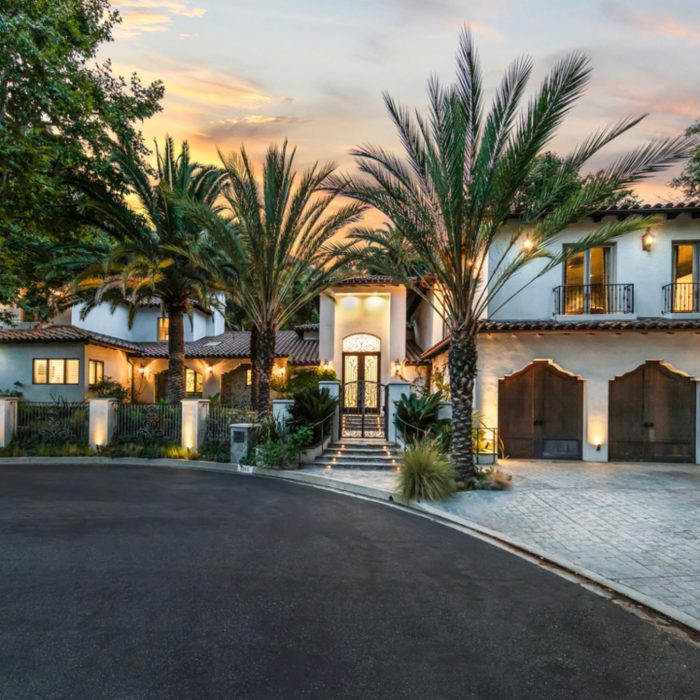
left=603, top=2, right=700, bottom=43
left=116, top=0, right=206, bottom=36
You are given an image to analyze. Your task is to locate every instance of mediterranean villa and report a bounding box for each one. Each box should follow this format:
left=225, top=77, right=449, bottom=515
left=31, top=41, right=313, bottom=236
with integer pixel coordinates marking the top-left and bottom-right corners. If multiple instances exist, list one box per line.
left=3, top=202, right=700, bottom=464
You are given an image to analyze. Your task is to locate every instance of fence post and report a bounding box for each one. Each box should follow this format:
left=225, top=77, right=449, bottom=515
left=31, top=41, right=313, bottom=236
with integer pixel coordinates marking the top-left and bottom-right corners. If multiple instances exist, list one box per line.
left=0, top=397, right=18, bottom=448
left=386, top=380, right=412, bottom=444
left=89, top=398, right=118, bottom=449
left=318, top=380, right=341, bottom=441
left=181, top=399, right=210, bottom=450
left=271, top=399, right=294, bottom=427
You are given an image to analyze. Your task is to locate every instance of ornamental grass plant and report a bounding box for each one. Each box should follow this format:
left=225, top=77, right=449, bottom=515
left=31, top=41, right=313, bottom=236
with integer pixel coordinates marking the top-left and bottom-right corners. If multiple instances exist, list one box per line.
left=397, top=438, right=456, bottom=502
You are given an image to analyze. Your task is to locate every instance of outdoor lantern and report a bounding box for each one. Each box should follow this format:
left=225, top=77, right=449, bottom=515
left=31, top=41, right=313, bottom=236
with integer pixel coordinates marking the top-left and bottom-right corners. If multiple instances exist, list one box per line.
left=522, top=236, right=535, bottom=253
left=641, top=229, right=656, bottom=251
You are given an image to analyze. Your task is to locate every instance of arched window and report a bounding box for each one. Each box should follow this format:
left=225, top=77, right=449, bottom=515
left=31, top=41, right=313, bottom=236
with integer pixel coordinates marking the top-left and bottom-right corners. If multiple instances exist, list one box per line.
left=342, top=333, right=380, bottom=353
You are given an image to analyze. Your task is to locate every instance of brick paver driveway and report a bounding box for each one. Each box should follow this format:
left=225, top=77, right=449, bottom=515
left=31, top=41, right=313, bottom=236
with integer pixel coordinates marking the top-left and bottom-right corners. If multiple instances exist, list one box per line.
left=307, top=459, right=700, bottom=629
left=435, top=460, right=700, bottom=629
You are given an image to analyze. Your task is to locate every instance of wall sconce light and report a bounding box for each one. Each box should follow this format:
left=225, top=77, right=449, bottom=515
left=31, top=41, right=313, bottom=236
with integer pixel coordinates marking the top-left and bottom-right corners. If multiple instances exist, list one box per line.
left=393, top=358, right=404, bottom=376
left=138, top=366, right=146, bottom=376
left=522, top=236, right=536, bottom=253
left=206, top=365, right=214, bottom=375
left=273, top=365, right=286, bottom=378
left=641, top=229, right=655, bottom=252
left=594, top=437, right=602, bottom=452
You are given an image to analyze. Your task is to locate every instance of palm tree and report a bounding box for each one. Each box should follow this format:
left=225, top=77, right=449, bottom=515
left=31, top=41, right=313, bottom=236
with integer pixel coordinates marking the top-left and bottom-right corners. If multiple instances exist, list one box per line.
left=330, top=29, right=690, bottom=480
left=77, top=137, right=226, bottom=402
left=188, top=141, right=366, bottom=416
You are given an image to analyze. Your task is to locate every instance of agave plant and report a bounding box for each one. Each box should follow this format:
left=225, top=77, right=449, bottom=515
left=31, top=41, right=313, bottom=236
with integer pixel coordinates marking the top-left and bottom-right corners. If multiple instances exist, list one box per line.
left=394, top=391, right=445, bottom=441
left=289, top=387, right=339, bottom=444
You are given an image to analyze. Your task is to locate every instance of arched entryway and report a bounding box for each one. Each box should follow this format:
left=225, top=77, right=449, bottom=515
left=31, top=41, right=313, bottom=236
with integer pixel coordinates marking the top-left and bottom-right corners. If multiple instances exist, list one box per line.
left=609, top=361, right=695, bottom=463
left=498, top=360, right=583, bottom=459
left=341, top=333, right=385, bottom=438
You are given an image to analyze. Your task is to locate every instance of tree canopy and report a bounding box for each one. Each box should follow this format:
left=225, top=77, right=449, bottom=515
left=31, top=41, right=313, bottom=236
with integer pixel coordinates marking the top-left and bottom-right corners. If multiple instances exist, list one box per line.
left=670, top=118, right=700, bottom=199
left=0, top=0, right=163, bottom=319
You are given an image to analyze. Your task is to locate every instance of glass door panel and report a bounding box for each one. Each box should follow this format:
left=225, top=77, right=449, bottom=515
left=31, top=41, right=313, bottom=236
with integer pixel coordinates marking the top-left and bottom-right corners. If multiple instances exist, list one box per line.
left=343, top=354, right=358, bottom=408
left=564, top=251, right=585, bottom=314
left=588, top=247, right=609, bottom=313
left=363, top=354, right=379, bottom=410
left=674, top=244, right=695, bottom=311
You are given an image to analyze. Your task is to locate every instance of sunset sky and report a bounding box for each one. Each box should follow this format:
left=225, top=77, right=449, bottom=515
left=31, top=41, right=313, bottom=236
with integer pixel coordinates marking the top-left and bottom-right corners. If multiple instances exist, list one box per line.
left=107, top=0, right=700, bottom=202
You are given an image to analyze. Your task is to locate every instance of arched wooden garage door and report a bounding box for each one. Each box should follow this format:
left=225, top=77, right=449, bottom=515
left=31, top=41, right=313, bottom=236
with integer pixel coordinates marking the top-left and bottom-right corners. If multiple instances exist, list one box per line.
left=498, top=360, right=583, bottom=459
left=609, top=361, right=696, bottom=463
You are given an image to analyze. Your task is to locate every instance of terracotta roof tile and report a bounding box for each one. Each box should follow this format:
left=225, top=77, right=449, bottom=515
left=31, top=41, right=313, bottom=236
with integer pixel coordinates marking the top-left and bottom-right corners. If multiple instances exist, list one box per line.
left=0, top=325, right=142, bottom=352
left=421, top=317, right=700, bottom=359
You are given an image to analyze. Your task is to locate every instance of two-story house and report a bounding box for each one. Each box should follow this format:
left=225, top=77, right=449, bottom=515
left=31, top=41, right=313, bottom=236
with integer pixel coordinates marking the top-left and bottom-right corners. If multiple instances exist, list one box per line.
left=2, top=202, right=700, bottom=463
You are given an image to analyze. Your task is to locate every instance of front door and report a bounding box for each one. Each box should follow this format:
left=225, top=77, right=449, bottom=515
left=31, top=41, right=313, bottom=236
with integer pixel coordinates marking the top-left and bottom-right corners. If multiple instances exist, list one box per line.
left=343, top=352, right=380, bottom=412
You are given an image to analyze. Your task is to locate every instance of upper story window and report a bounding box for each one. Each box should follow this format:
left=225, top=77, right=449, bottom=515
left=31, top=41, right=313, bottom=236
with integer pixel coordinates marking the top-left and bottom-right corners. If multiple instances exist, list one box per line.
left=667, top=242, right=700, bottom=312
left=33, top=358, right=80, bottom=385
left=559, top=246, right=617, bottom=315
left=88, top=359, right=104, bottom=386
left=157, top=317, right=169, bottom=341
left=185, top=368, right=203, bottom=395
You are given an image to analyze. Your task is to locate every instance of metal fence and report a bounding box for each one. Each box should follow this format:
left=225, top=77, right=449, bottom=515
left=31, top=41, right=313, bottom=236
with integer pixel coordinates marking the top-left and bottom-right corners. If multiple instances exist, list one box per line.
left=16, top=402, right=89, bottom=444
left=663, top=282, right=700, bottom=313
left=113, top=403, right=182, bottom=444
left=206, top=406, right=256, bottom=444
left=553, top=283, right=634, bottom=315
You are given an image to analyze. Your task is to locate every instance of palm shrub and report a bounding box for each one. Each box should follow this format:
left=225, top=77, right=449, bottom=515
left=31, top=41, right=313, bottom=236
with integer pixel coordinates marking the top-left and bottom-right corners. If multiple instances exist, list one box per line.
left=394, top=391, right=445, bottom=441
left=75, top=137, right=226, bottom=402
left=289, top=387, right=339, bottom=444
left=331, top=29, right=691, bottom=480
left=397, top=438, right=456, bottom=501
left=184, top=141, right=366, bottom=416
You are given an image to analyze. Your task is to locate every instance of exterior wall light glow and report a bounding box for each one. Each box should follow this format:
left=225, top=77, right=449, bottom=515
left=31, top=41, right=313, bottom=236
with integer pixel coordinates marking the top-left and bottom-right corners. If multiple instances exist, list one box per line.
left=594, top=437, right=602, bottom=452
left=641, top=229, right=655, bottom=251
left=522, top=236, right=535, bottom=253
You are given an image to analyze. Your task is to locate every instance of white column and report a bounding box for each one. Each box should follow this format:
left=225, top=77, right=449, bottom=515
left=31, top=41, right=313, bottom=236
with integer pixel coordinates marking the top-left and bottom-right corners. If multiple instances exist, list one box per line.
left=89, top=398, right=118, bottom=449
left=582, top=377, right=608, bottom=462
left=181, top=399, right=210, bottom=450
left=0, top=397, right=18, bottom=448
left=272, top=399, right=294, bottom=428
left=319, top=380, right=341, bottom=441
left=386, top=380, right=412, bottom=444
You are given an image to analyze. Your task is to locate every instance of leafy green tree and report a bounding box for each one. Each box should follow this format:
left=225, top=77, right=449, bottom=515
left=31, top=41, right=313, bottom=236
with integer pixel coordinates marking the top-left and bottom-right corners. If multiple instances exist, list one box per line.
left=76, top=138, right=226, bottom=402
left=188, top=141, right=365, bottom=416
left=671, top=118, right=700, bottom=198
left=332, top=29, right=689, bottom=479
left=0, top=0, right=163, bottom=317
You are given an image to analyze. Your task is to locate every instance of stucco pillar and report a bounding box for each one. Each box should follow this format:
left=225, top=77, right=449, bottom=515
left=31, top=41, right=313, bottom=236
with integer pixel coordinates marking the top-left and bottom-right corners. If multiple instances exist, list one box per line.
left=181, top=398, right=209, bottom=450
left=0, top=397, right=18, bottom=448
left=386, top=380, right=412, bottom=444
left=582, top=377, right=608, bottom=462
left=89, top=398, right=118, bottom=449
left=319, top=380, right=341, bottom=442
left=272, top=399, right=294, bottom=428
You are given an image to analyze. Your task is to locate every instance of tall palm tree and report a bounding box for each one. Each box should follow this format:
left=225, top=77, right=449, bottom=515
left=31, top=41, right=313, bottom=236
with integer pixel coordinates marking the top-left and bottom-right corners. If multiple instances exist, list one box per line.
left=330, top=29, right=690, bottom=479
left=77, top=137, right=226, bottom=402
left=188, top=141, right=366, bottom=416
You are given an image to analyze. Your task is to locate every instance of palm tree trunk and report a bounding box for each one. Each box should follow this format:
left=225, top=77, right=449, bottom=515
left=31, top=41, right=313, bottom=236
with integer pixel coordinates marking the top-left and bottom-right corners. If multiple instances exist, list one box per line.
left=167, top=306, right=186, bottom=403
left=255, top=326, right=276, bottom=418
left=249, top=325, right=259, bottom=412
left=448, top=327, right=478, bottom=480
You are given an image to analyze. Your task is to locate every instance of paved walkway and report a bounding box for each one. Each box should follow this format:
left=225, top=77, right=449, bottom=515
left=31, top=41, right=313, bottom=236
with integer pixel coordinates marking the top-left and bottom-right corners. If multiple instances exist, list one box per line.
left=304, top=459, right=700, bottom=630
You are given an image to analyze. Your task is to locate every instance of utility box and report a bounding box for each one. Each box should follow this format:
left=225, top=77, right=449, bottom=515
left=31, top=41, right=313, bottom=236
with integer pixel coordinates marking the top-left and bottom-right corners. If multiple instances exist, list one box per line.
left=230, top=423, right=255, bottom=465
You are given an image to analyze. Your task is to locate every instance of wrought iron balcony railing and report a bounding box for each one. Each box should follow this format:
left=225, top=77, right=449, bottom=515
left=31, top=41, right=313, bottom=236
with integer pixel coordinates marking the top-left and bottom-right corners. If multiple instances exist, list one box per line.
left=663, top=283, right=700, bottom=313
left=553, top=284, right=634, bottom=315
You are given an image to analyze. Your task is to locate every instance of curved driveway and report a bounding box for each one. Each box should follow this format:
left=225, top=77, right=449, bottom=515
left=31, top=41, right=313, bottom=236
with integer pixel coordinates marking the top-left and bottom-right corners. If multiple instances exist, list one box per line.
left=1, top=464, right=699, bottom=699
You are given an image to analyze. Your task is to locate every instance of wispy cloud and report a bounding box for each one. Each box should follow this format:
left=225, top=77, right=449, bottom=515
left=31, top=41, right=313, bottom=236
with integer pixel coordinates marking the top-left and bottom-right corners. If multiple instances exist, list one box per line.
left=116, top=0, right=206, bottom=37
left=602, top=1, right=700, bottom=42
left=204, top=115, right=308, bottom=140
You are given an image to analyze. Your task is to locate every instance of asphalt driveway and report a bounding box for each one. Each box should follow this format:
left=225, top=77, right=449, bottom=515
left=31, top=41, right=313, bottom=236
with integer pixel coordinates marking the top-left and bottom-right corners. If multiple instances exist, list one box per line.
left=1, top=464, right=699, bottom=700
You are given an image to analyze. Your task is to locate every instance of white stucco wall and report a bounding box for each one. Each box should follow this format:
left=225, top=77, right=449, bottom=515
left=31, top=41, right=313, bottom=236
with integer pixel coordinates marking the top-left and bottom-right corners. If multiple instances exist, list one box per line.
left=488, top=215, right=700, bottom=320
left=84, top=345, right=131, bottom=396
left=475, top=330, right=700, bottom=462
left=320, top=284, right=406, bottom=385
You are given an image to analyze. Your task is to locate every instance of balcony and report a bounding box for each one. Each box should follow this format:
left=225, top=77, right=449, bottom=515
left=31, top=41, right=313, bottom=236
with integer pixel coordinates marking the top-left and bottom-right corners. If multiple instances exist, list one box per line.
left=663, top=283, right=700, bottom=313
left=553, top=284, right=634, bottom=316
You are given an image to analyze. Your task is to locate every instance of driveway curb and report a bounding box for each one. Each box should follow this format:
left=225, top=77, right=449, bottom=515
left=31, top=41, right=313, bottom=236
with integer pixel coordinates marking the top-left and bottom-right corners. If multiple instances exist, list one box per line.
left=2, top=456, right=698, bottom=635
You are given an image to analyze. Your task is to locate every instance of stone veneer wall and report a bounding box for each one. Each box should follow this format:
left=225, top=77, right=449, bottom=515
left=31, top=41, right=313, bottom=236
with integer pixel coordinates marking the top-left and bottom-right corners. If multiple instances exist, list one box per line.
left=221, top=364, right=252, bottom=409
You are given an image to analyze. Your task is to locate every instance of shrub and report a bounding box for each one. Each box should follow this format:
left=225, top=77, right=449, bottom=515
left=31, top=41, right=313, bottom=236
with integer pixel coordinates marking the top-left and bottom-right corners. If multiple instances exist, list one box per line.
left=288, top=367, right=337, bottom=395
left=91, top=377, right=128, bottom=401
left=394, top=391, right=445, bottom=441
left=460, top=467, right=512, bottom=491
left=254, top=421, right=313, bottom=469
left=396, top=439, right=456, bottom=501
left=289, top=387, right=338, bottom=444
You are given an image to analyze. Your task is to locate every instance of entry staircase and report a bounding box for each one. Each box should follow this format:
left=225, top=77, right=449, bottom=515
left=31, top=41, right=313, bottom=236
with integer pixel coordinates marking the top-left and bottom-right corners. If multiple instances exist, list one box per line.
left=313, top=438, right=403, bottom=470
